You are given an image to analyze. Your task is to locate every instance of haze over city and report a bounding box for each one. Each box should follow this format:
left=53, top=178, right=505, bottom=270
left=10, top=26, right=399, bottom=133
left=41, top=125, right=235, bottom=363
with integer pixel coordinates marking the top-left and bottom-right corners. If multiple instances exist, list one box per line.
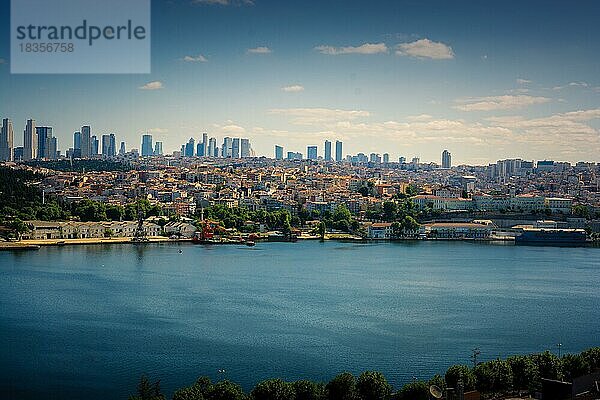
left=1, top=0, right=600, bottom=164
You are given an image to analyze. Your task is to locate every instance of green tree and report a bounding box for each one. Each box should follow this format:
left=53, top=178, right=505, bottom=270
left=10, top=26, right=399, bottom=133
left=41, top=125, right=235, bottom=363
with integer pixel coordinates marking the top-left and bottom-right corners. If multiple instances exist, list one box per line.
left=382, top=202, right=397, bottom=222
left=356, top=371, right=392, bottom=400
left=474, top=359, right=513, bottom=393
left=293, top=380, right=326, bottom=400
left=326, top=372, right=357, bottom=400
left=531, top=351, right=563, bottom=381
left=9, top=218, right=30, bottom=241
left=129, top=375, right=165, bottom=400
left=445, top=365, right=476, bottom=391
left=507, top=355, right=540, bottom=391
left=106, top=204, right=125, bottom=221
left=561, top=354, right=590, bottom=382
left=317, top=221, right=326, bottom=240
left=427, top=375, right=446, bottom=391
left=205, top=380, right=245, bottom=400
left=581, top=347, right=600, bottom=372
left=251, top=378, right=295, bottom=400
left=396, top=380, right=428, bottom=400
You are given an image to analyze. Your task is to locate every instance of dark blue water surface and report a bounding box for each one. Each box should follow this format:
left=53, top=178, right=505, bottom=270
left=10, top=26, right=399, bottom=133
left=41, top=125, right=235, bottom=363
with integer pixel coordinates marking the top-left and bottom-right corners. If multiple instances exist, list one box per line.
left=1, top=241, right=599, bottom=399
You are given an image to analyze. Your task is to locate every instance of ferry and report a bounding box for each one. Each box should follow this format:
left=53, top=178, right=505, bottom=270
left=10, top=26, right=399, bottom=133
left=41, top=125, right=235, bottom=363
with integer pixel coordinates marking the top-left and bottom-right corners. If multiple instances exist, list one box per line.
left=515, top=228, right=588, bottom=246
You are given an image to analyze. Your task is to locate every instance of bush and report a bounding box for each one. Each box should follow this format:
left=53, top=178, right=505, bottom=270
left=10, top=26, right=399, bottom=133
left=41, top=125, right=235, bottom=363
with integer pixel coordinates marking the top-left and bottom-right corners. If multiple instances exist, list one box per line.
left=445, top=365, right=476, bottom=391
left=326, top=372, right=357, bottom=400
left=356, top=371, right=392, bottom=400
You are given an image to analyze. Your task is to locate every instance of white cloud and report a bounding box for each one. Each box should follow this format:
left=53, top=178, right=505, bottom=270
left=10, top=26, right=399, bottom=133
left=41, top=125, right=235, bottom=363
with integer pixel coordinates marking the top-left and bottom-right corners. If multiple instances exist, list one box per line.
left=268, top=108, right=371, bottom=125
left=314, top=43, right=388, bottom=55
left=553, top=81, right=589, bottom=90
left=138, top=81, right=164, bottom=90
left=182, top=54, right=208, bottom=62
left=147, top=128, right=169, bottom=134
left=396, top=38, right=454, bottom=60
left=516, top=78, right=531, bottom=84
left=281, top=85, right=304, bottom=93
left=247, top=46, right=272, bottom=54
left=454, top=95, right=551, bottom=111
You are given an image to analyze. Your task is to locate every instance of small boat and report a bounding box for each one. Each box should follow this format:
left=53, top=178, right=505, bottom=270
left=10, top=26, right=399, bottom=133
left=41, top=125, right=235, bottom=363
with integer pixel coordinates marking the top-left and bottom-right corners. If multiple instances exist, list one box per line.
left=245, top=241, right=256, bottom=247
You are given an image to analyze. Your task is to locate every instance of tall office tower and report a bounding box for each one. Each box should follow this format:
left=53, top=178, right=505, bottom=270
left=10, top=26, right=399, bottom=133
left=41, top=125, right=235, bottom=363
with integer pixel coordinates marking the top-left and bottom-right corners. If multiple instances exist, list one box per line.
left=335, top=140, right=342, bottom=162
left=383, top=153, right=389, bottom=163
left=73, top=131, right=81, bottom=150
left=154, top=142, right=163, bottom=156
left=201, top=132, right=208, bottom=156
left=196, top=142, right=203, bottom=156
left=119, top=141, right=126, bottom=155
left=101, top=134, right=111, bottom=157
left=442, top=149, right=452, bottom=168
left=399, top=156, right=406, bottom=164
left=324, top=140, right=332, bottom=161
left=275, top=145, right=283, bottom=160
left=36, top=126, right=53, bottom=159
left=0, top=118, right=14, bottom=161
left=232, top=138, right=240, bottom=158
left=307, top=146, right=317, bottom=160
left=91, top=135, right=99, bottom=155
left=221, top=137, right=232, bottom=157
left=47, top=136, right=58, bottom=159
left=23, top=119, right=37, bottom=160
left=108, top=134, right=116, bottom=157
left=240, top=138, right=250, bottom=157
left=369, top=153, right=381, bottom=163
left=184, top=137, right=195, bottom=157
left=208, top=137, right=217, bottom=157
left=141, top=134, right=153, bottom=157
left=81, top=125, right=91, bottom=158
left=180, top=144, right=185, bottom=156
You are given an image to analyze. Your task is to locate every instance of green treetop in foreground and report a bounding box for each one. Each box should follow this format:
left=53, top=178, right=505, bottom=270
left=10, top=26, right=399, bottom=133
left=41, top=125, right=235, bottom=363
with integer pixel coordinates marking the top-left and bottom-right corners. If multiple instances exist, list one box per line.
left=130, top=347, right=600, bottom=400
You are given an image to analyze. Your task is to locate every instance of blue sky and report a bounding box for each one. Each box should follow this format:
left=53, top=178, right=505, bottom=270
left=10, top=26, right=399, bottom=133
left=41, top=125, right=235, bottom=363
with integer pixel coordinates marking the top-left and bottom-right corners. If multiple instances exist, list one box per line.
left=1, top=0, right=599, bottom=163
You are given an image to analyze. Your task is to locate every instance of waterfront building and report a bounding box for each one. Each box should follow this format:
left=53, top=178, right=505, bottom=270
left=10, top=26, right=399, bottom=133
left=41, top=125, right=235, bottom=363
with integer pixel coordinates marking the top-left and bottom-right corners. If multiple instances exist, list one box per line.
left=23, top=119, right=37, bottom=160
left=324, top=140, right=332, bottom=161
left=0, top=118, right=14, bottom=161
left=442, top=150, right=452, bottom=168
left=141, top=134, right=153, bottom=157
left=275, top=145, right=283, bottom=160
left=335, top=140, right=343, bottom=162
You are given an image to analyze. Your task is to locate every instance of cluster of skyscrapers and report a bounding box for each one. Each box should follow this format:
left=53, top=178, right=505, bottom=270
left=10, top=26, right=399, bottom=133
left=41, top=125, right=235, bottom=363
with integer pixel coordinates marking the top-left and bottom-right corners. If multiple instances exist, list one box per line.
left=276, top=140, right=344, bottom=162
left=179, top=134, right=252, bottom=158
left=1, top=118, right=58, bottom=161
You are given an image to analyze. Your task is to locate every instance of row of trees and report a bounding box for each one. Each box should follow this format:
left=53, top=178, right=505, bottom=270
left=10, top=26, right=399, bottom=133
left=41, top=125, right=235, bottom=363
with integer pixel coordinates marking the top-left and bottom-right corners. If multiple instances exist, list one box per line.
left=130, top=347, right=600, bottom=400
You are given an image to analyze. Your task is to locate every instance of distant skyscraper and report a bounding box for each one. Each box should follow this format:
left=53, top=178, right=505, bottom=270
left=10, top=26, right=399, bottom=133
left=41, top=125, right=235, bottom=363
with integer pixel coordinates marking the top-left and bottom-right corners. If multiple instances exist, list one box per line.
left=201, top=133, right=208, bottom=156
left=109, top=134, right=116, bottom=157
left=442, top=149, right=452, bottom=168
left=335, top=140, right=342, bottom=162
left=154, top=141, right=163, bottom=156
left=47, top=136, right=58, bottom=160
left=101, top=134, right=111, bottom=157
left=324, top=140, right=332, bottom=161
left=232, top=138, right=240, bottom=158
left=80, top=126, right=91, bottom=158
left=73, top=131, right=81, bottom=150
left=141, top=134, right=153, bottom=157
left=185, top=137, right=195, bottom=157
left=91, top=135, right=99, bottom=155
left=240, top=138, right=250, bottom=157
left=208, top=137, right=217, bottom=157
left=383, top=153, right=389, bottom=163
left=275, top=145, right=283, bottom=160
left=196, top=142, right=203, bottom=156
left=222, top=137, right=232, bottom=157
left=36, top=126, right=53, bottom=159
left=307, top=146, right=317, bottom=160
left=119, top=141, right=126, bottom=155
left=23, top=119, right=37, bottom=160
left=0, top=118, right=14, bottom=161
left=399, top=156, right=406, bottom=164
left=13, top=147, right=24, bottom=161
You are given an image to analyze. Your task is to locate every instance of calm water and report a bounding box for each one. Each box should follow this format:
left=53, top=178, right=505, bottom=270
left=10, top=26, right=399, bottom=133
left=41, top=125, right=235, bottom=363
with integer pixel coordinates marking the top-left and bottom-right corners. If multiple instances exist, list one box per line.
left=1, top=241, right=599, bottom=399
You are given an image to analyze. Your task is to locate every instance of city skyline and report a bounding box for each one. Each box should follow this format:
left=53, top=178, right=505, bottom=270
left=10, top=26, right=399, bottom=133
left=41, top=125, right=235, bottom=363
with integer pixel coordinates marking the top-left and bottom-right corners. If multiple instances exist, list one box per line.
left=1, top=1, right=600, bottom=163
